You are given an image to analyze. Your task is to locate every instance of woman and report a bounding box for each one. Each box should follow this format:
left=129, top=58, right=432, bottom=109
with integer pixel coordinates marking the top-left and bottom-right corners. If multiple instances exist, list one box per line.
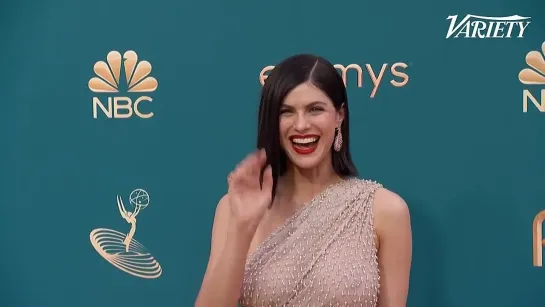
left=195, top=54, right=412, bottom=307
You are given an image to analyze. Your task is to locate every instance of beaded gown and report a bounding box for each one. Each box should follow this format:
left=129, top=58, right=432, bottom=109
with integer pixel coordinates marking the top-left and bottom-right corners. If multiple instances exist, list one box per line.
left=239, top=178, right=382, bottom=307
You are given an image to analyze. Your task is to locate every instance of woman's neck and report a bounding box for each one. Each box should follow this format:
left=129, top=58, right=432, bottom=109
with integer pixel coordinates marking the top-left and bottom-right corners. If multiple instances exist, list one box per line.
left=278, top=162, right=345, bottom=209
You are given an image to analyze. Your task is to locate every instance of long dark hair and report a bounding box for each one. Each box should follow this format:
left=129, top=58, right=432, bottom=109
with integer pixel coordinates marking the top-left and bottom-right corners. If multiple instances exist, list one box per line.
left=257, top=54, right=358, bottom=201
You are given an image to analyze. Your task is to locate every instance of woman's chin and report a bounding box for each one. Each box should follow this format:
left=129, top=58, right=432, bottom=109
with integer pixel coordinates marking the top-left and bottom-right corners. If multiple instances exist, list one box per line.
left=285, top=149, right=327, bottom=170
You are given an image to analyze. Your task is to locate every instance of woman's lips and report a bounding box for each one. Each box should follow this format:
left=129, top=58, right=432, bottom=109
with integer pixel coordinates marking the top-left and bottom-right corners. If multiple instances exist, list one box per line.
left=290, top=134, right=320, bottom=155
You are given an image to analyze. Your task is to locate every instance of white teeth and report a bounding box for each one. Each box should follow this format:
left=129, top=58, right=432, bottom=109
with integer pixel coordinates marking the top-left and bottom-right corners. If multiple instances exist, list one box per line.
left=292, top=137, right=318, bottom=144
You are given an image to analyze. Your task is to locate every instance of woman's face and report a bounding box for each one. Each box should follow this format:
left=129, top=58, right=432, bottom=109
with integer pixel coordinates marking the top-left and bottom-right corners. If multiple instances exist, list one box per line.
left=279, top=82, right=344, bottom=171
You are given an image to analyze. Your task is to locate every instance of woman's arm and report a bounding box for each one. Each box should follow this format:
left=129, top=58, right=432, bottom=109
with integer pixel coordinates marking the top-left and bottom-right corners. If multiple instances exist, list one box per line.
left=194, top=195, right=254, bottom=307
left=373, top=188, right=412, bottom=307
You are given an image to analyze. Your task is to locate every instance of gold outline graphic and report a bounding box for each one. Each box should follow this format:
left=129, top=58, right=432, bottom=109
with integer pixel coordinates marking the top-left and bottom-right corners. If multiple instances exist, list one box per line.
left=88, top=51, right=158, bottom=93
left=519, top=41, right=545, bottom=85
left=90, top=189, right=162, bottom=279
left=533, top=210, right=545, bottom=267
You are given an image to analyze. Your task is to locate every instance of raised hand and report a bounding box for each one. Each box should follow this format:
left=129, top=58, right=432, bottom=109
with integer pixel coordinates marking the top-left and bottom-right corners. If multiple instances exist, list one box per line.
left=227, top=148, right=273, bottom=233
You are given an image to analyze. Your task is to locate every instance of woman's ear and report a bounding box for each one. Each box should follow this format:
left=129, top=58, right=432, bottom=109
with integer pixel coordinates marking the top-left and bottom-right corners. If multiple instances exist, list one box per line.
left=336, top=103, right=345, bottom=126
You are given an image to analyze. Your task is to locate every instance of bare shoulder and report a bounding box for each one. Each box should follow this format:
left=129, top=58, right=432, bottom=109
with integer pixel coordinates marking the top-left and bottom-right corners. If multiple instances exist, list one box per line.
left=371, top=185, right=411, bottom=245
left=359, top=181, right=412, bottom=304
left=373, top=187, right=410, bottom=220
left=351, top=178, right=410, bottom=225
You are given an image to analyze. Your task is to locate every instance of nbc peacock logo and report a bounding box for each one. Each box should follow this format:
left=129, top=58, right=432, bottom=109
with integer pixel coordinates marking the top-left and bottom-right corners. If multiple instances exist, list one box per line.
left=88, top=50, right=158, bottom=119
left=518, top=41, right=545, bottom=113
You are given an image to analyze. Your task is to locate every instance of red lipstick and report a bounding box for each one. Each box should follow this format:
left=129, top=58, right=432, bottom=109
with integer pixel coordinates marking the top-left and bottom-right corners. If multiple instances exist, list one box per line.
left=290, top=134, right=319, bottom=155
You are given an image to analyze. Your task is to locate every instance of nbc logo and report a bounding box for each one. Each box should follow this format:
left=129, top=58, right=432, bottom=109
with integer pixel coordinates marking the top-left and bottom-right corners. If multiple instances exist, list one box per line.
left=519, top=41, right=545, bottom=113
left=88, top=50, right=158, bottom=119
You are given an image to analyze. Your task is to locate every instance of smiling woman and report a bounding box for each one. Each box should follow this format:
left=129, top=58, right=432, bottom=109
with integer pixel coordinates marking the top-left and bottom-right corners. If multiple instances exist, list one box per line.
left=195, top=54, right=412, bottom=307
left=280, top=85, right=340, bottom=156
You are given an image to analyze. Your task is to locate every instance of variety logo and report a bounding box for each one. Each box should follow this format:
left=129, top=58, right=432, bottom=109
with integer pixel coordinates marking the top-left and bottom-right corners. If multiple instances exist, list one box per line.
left=88, top=50, right=158, bottom=119
left=445, top=14, right=531, bottom=39
left=518, top=41, right=545, bottom=112
left=90, top=189, right=162, bottom=278
left=259, top=62, right=409, bottom=98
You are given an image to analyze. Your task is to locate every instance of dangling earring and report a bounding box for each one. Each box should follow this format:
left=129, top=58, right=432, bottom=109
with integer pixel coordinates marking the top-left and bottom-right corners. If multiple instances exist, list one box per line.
left=334, top=126, right=343, bottom=152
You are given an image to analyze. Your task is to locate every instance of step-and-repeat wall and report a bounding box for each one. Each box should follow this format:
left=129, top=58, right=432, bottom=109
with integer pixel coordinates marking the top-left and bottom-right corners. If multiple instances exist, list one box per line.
left=2, top=0, right=545, bottom=306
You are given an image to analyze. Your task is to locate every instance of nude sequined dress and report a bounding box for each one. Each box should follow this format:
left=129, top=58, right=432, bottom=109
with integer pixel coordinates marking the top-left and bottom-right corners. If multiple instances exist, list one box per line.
left=240, top=178, right=382, bottom=307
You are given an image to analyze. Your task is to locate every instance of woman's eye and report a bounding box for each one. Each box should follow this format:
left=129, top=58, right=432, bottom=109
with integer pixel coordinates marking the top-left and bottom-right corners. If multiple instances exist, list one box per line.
left=310, top=107, right=324, bottom=113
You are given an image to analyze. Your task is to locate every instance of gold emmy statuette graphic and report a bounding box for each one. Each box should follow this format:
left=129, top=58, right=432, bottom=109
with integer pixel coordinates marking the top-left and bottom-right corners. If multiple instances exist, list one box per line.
left=519, top=41, right=545, bottom=85
left=533, top=210, right=545, bottom=267
left=90, top=189, right=162, bottom=279
left=88, top=50, right=158, bottom=93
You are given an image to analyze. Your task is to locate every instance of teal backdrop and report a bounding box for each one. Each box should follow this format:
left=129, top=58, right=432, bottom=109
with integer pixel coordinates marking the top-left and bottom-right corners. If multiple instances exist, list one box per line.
left=2, top=0, right=545, bottom=306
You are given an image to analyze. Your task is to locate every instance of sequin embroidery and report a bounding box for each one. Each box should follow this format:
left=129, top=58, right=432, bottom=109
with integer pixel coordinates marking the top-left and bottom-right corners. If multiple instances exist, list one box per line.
left=240, top=178, right=382, bottom=307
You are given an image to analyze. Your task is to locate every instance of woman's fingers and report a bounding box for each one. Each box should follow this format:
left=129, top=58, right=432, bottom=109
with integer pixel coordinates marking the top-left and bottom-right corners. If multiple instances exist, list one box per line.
left=239, top=149, right=265, bottom=178
left=228, top=149, right=268, bottom=190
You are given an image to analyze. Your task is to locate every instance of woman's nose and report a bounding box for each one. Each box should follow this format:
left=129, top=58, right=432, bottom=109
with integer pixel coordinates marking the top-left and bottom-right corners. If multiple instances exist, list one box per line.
left=294, top=113, right=310, bottom=131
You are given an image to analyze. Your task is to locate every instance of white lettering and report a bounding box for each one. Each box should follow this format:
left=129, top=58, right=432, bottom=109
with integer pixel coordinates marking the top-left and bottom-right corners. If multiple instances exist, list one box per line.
left=92, top=96, right=153, bottom=119
left=522, top=89, right=545, bottom=113
left=446, top=14, right=531, bottom=39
